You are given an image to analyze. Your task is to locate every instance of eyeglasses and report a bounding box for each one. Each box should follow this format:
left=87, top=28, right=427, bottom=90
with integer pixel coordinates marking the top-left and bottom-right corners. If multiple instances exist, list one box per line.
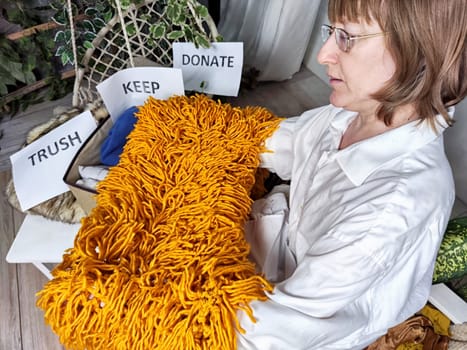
left=321, top=24, right=387, bottom=52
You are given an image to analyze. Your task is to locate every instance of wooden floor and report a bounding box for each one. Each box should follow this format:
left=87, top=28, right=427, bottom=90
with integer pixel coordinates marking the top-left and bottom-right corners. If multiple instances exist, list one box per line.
left=0, top=67, right=331, bottom=349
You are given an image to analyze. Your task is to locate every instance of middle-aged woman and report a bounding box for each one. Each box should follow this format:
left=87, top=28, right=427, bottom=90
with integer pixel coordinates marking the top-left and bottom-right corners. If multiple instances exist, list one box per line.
left=236, top=0, right=467, bottom=349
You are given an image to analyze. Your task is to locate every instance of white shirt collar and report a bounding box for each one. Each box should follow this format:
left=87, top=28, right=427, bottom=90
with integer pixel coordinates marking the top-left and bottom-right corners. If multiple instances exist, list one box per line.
left=330, top=108, right=454, bottom=186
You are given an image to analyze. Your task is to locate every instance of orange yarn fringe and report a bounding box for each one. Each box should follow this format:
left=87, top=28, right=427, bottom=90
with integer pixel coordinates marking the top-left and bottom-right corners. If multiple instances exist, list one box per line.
left=37, top=94, right=282, bottom=350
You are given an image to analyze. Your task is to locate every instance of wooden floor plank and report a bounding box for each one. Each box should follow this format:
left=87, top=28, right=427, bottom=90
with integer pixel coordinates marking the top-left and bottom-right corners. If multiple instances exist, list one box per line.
left=17, top=263, right=64, bottom=350
left=11, top=181, right=64, bottom=350
left=0, top=94, right=73, bottom=172
left=1, top=170, right=64, bottom=350
left=0, top=171, right=22, bottom=350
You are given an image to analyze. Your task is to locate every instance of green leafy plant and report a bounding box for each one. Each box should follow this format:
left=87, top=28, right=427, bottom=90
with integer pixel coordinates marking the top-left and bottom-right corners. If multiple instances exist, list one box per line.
left=0, top=2, right=76, bottom=115
left=0, top=0, right=220, bottom=115
left=163, top=0, right=213, bottom=47
left=50, top=0, right=221, bottom=66
left=50, top=0, right=115, bottom=65
left=0, top=38, right=36, bottom=96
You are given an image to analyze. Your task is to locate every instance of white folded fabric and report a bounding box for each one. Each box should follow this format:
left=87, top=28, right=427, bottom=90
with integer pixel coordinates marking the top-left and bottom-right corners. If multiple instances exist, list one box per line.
left=78, top=165, right=109, bottom=181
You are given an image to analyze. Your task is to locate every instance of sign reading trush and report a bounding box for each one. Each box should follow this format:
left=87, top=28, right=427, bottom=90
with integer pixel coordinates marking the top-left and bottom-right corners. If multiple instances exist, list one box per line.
left=10, top=110, right=97, bottom=211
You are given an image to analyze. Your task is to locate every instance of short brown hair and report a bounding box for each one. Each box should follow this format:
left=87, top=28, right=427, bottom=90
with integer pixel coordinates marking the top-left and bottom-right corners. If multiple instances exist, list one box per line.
left=328, top=0, right=467, bottom=128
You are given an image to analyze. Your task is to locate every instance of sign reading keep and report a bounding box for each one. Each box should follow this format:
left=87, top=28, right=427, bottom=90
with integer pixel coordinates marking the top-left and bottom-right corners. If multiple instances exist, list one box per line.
left=96, top=67, right=185, bottom=121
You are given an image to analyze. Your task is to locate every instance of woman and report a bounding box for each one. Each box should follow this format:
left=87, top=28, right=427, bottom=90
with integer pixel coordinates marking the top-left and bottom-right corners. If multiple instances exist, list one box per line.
left=236, top=0, right=467, bottom=349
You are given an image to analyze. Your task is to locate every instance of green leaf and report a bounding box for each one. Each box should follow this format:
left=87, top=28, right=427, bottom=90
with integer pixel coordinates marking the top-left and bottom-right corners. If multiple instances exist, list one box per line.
left=150, top=23, right=166, bottom=39
left=54, top=29, right=71, bottom=43
left=194, top=33, right=210, bottom=48
left=0, top=53, right=11, bottom=67
left=103, top=10, right=114, bottom=23
left=55, top=46, right=65, bottom=56
left=167, top=3, right=182, bottom=23
left=77, top=46, right=86, bottom=57
left=167, top=30, right=185, bottom=40
left=195, top=5, right=209, bottom=18
left=0, top=82, right=8, bottom=96
left=82, top=20, right=95, bottom=33
left=126, top=23, right=137, bottom=37
left=83, top=41, right=94, bottom=49
left=7, top=61, right=26, bottom=83
left=85, top=7, right=99, bottom=17
left=120, top=0, right=131, bottom=10
left=95, top=1, right=107, bottom=13
left=61, top=48, right=74, bottom=66
left=0, top=66, right=17, bottom=86
left=61, top=52, right=72, bottom=66
left=92, top=18, right=107, bottom=31
left=84, top=31, right=97, bottom=42
left=183, top=25, right=194, bottom=42
left=64, top=30, right=72, bottom=44
left=52, top=9, right=67, bottom=26
left=23, top=56, right=36, bottom=71
left=24, top=71, right=36, bottom=85
left=140, top=14, right=151, bottom=22
left=175, top=12, right=186, bottom=25
left=215, top=35, right=224, bottom=42
left=54, top=31, right=66, bottom=43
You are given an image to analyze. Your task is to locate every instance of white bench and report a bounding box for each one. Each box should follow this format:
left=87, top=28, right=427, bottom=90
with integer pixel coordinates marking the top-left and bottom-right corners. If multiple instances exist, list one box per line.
left=6, top=214, right=79, bottom=280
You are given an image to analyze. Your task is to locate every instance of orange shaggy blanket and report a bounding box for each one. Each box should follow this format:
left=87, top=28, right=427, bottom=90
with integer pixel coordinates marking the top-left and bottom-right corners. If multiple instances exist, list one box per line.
left=37, top=94, right=281, bottom=350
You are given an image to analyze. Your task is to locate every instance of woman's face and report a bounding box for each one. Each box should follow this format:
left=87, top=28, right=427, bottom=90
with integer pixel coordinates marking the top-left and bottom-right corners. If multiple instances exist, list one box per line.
left=317, top=20, right=396, bottom=117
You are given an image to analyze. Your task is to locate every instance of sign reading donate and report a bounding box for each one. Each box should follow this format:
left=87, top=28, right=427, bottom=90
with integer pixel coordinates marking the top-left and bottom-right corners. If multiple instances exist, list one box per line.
left=173, top=42, right=243, bottom=96
left=96, top=67, right=184, bottom=121
left=10, top=111, right=97, bottom=211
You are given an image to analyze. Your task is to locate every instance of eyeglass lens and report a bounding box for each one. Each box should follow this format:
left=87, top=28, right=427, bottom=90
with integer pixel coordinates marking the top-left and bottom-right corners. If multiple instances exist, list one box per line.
left=321, top=25, right=332, bottom=42
left=321, top=25, right=349, bottom=52
left=335, top=29, right=349, bottom=51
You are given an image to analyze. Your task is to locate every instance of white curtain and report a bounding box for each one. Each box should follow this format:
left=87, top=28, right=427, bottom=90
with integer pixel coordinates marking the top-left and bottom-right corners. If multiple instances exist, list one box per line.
left=217, top=0, right=322, bottom=82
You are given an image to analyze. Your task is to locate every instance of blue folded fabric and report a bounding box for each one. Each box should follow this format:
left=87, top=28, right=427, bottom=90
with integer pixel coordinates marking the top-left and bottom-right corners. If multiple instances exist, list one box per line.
left=100, top=106, right=138, bottom=166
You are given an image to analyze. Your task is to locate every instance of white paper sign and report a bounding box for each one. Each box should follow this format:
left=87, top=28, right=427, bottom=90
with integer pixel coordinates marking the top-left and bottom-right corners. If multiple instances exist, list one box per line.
left=10, top=111, right=97, bottom=211
left=173, top=42, right=243, bottom=96
left=96, top=67, right=185, bottom=121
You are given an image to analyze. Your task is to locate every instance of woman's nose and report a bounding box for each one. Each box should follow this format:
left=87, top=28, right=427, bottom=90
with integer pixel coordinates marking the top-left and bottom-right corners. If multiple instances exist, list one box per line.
left=317, top=36, right=338, bottom=65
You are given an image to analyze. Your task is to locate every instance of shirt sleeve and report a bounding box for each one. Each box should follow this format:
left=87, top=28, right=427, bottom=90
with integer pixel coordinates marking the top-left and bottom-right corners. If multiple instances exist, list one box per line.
left=259, top=116, right=298, bottom=180
left=260, top=105, right=336, bottom=180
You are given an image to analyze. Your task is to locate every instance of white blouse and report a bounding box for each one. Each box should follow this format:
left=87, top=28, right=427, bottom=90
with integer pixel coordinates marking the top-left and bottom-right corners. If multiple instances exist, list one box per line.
left=237, top=105, right=455, bottom=349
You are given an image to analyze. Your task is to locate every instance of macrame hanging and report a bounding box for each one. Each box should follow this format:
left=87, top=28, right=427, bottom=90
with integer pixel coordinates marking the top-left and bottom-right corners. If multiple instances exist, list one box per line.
left=69, top=0, right=219, bottom=109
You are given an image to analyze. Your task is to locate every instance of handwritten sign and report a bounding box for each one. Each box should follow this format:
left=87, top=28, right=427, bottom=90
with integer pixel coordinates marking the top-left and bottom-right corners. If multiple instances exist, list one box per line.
left=96, top=67, right=185, bottom=121
left=10, top=111, right=97, bottom=211
left=173, top=42, right=243, bottom=96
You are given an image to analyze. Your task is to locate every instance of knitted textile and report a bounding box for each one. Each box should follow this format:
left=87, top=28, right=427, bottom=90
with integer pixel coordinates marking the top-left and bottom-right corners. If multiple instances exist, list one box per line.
left=100, top=105, right=138, bottom=166
left=37, top=94, right=282, bottom=350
